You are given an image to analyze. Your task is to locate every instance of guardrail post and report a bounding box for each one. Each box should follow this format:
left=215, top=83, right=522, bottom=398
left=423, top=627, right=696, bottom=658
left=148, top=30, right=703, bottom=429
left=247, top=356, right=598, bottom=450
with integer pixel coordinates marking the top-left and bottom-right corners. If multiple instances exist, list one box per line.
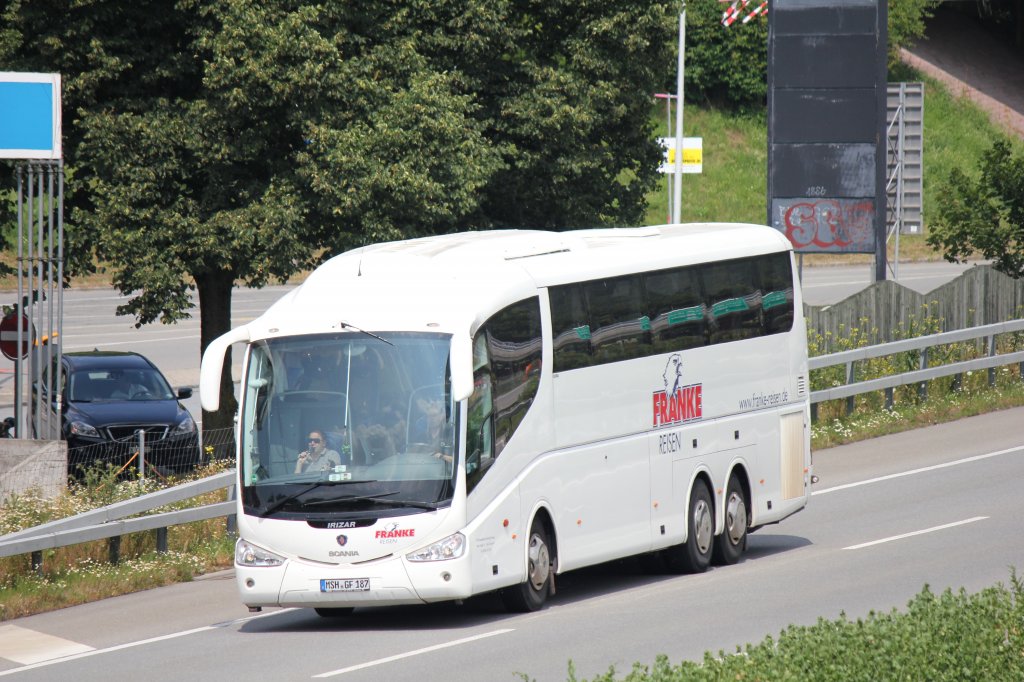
left=845, top=361, right=856, bottom=416
left=108, top=535, right=121, bottom=565
left=226, top=484, right=237, bottom=535
left=884, top=387, right=894, bottom=410
left=31, top=550, right=42, bottom=576
left=137, top=429, right=146, bottom=480
left=918, top=348, right=928, bottom=402
left=156, top=527, right=168, bottom=553
left=988, top=335, right=997, bottom=387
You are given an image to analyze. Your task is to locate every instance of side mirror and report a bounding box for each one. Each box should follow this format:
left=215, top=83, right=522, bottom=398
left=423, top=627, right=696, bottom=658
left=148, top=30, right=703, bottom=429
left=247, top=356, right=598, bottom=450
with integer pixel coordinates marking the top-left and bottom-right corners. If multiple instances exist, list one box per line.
left=178, top=387, right=194, bottom=399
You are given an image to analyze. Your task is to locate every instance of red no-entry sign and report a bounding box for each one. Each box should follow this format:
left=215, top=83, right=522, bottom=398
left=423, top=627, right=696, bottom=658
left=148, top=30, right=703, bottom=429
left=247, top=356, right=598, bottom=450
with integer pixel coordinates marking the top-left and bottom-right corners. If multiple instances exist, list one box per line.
left=0, top=313, right=32, bottom=360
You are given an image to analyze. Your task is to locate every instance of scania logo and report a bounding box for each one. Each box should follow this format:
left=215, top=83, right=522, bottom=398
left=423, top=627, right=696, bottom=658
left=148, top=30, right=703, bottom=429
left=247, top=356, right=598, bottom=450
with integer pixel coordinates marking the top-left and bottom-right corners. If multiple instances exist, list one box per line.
left=336, top=535, right=348, bottom=547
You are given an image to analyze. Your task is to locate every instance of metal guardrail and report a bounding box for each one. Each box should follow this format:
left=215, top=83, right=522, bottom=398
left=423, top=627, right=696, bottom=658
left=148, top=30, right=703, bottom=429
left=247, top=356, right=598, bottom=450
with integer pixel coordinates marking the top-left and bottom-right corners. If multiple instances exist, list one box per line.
left=0, top=470, right=236, bottom=560
left=809, top=318, right=1024, bottom=413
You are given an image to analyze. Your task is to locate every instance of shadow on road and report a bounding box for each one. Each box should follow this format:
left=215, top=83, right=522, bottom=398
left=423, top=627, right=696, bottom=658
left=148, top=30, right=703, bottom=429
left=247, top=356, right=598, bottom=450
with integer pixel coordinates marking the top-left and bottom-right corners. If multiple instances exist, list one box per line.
left=237, top=534, right=813, bottom=634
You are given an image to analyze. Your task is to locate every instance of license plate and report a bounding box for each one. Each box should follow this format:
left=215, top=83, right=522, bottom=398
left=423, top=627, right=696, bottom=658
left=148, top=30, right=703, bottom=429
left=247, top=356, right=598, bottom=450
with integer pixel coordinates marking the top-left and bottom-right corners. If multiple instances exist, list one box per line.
left=320, top=578, right=370, bottom=593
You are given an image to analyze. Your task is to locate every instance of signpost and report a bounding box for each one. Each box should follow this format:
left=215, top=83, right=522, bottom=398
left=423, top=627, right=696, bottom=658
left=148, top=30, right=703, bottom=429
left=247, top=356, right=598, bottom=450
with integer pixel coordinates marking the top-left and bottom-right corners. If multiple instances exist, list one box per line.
left=2, top=71, right=63, bottom=439
left=0, top=313, right=32, bottom=362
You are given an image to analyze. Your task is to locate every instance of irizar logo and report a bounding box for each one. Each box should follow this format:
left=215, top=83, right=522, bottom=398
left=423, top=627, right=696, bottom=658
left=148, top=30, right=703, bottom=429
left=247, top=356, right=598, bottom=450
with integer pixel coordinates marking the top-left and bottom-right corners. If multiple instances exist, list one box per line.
left=652, top=354, right=702, bottom=427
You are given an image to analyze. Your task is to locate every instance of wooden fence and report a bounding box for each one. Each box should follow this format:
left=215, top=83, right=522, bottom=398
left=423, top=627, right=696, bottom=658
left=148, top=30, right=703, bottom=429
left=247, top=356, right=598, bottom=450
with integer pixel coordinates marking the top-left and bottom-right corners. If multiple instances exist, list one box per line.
left=805, top=264, right=1024, bottom=343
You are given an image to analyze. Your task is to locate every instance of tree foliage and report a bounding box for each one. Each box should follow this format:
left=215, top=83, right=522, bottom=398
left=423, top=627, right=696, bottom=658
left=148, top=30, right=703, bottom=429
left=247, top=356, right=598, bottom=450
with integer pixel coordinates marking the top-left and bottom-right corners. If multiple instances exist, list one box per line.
left=928, top=139, right=1024, bottom=279
left=0, top=0, right=675, bottom=425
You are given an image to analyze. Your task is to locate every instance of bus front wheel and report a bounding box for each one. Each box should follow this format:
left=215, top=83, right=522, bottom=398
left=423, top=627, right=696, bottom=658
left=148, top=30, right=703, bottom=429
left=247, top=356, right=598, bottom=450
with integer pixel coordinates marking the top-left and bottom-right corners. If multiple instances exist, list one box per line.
left=501, top=520, right=553, bottom=612
left=665, top=479, right=713, bottom=573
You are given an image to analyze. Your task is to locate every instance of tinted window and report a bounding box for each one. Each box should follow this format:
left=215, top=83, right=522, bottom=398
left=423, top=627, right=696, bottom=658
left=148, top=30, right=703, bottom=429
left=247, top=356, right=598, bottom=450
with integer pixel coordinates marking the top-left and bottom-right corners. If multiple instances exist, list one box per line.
left=466, top=297, right=543, bottom=493
left=645, top=267, right=706, bottom=353
left=760, top=252, right=795, bottom=334
left=550, top=284, right=592, bottom=372
left=704, top=259, right=763, bottom=344
left=584, top=276, right=650, bottom=363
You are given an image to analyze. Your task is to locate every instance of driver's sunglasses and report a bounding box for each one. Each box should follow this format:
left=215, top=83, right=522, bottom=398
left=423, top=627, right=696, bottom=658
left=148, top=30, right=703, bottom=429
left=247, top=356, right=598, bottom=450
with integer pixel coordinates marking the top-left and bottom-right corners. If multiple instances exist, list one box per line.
left=308, top=437, right=322, bottom=443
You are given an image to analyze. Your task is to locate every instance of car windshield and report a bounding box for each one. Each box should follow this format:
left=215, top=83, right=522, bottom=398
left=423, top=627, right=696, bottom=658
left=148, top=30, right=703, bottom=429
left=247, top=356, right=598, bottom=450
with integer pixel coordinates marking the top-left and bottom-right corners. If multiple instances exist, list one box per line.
left=239, top=332, right=457, bottom=516
left=68, top=368, right=176, bottom=402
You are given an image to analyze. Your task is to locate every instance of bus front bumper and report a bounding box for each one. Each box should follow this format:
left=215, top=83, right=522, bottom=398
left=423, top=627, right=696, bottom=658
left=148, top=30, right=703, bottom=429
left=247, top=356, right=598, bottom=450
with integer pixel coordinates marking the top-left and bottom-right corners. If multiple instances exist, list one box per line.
left=236, top=552, right=474, bottom=610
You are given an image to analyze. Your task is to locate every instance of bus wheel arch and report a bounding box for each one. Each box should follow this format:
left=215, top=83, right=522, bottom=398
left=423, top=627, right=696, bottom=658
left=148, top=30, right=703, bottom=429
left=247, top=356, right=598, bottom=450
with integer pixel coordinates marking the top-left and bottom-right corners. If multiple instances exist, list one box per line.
left=665, top=473, right=714, bottom=574
left=501, top=506, right=556, bottom=612
left=712, top=466, right=750, bottom=566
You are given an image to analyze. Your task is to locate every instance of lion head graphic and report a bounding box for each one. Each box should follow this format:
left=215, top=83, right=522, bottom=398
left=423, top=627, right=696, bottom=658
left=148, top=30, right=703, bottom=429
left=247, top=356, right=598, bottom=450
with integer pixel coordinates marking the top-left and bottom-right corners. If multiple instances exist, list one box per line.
left=663, top=354, right=683, bottom=395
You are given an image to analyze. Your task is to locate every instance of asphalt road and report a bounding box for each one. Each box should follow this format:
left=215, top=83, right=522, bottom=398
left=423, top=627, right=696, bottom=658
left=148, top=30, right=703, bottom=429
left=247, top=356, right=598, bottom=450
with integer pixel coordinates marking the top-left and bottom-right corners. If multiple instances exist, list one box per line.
left=1, top=405, right=1022, bottom=681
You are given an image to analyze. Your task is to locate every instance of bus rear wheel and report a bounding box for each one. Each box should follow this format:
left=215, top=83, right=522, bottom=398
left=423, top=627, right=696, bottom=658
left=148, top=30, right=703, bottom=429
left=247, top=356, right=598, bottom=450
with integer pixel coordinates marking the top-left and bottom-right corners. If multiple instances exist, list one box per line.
left=501, top=520, right=553, bottom=612
left=712, top=474, right=748, bottom=565
left=665, top=479, right=713, bottom=574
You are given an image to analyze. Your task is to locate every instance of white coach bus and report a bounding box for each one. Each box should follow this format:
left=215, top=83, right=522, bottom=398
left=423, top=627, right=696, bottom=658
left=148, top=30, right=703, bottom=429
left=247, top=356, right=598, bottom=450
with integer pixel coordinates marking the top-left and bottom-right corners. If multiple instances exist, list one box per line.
left=200, top=223, right=811, bottom=616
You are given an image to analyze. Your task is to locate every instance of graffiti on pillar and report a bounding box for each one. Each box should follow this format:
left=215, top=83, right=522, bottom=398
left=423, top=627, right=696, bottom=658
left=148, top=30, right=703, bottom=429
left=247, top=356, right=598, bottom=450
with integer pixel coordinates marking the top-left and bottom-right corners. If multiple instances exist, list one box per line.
left=771, top=198, right=876, bottom=254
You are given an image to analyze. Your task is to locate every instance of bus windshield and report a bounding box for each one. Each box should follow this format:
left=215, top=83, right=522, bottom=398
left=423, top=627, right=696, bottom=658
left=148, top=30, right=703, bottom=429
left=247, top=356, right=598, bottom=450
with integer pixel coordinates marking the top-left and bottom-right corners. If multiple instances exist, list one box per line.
left=239, top=332, right=457, bottom=516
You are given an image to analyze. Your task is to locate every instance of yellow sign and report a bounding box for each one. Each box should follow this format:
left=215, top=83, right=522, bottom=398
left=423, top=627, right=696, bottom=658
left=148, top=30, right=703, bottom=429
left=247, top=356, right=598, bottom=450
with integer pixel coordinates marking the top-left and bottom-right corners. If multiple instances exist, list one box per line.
left=658, top=137, right=703, bottom=174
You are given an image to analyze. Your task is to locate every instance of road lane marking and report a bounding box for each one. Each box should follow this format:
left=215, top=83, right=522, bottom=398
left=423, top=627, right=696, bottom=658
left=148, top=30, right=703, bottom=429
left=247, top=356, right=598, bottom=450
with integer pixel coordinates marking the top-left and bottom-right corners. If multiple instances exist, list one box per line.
left=812, top=445, right=1024, bottom=496
left=0, top=625, right=94, bottom=665
left=843, top=516, right=988, bottom=551
left=0, top=608, right=295, bottom=677
left=312, top=629, right=515, bottom=678
left=62, top=334, right=200, bottom=350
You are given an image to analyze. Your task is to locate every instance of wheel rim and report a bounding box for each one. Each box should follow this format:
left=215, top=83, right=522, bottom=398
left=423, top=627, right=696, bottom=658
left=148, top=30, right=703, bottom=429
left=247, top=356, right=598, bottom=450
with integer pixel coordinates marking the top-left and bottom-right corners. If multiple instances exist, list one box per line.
left=724, top=491, right=747, bottom=546
left=526, top=532, right=550, bottom=591
left=693, top=499, right=713, bottom=554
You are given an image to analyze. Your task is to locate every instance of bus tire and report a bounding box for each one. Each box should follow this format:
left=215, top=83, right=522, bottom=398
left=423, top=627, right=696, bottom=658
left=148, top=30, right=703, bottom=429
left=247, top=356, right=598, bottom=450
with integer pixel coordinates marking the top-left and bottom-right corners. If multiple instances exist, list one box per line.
left=665, top=479, right=713, bottom=574
left=712, top=474, right=747, bottom=565
left=501, top=519, right=553, bottom=612
left=314, top=607, right=354, bottom=618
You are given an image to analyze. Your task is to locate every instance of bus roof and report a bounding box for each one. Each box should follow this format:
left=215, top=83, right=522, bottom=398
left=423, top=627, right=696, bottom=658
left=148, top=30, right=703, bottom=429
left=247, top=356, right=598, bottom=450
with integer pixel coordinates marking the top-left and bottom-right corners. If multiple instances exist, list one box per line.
left=251, top=223, right=792, bottom=339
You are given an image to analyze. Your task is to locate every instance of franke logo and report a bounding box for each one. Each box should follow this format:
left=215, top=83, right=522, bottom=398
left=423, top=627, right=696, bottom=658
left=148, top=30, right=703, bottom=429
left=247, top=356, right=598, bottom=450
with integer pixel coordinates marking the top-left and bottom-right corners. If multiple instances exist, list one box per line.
left=653, top=354, right=702, bottom=428
left=375, top=521, right=415, bottom=541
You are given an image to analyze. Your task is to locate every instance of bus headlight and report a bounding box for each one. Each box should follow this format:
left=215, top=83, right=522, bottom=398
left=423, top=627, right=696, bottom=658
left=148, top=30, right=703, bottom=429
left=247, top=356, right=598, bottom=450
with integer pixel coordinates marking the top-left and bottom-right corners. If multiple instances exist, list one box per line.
left=235, top=538, right=285, bottom=567
left=406, top=532, right=466, bottom=562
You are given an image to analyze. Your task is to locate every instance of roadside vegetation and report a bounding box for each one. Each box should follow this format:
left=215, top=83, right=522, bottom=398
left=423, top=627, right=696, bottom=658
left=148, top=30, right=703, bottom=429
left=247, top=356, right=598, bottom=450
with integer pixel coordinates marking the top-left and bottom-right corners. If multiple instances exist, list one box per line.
left=0, top=459, right=235, bottom=621
left=540, top=571, right=1024, bottom=682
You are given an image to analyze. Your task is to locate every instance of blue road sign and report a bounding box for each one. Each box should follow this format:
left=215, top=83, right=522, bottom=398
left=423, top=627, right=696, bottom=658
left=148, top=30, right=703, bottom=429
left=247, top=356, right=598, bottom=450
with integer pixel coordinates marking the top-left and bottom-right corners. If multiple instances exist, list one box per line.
left=0, top=73, right=61, bottom=159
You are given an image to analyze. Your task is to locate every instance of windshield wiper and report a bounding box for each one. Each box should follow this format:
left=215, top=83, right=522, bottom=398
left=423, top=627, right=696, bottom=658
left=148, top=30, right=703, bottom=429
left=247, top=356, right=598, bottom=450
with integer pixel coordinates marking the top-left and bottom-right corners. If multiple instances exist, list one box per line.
left=299, top=491, right=403, bottom=508
left=339, top=321, right=393, bottom=346
left=365, top=498, right=444, bottom=510
left=259, top=480, right=375, bottom=517
left=302, top=494, right=444, bottom=511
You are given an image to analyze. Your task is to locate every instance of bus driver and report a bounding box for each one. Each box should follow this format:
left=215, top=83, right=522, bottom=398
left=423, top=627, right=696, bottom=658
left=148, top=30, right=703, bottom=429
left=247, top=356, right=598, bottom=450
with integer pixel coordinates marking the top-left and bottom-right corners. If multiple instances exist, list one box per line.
left=294, top=430, right=342, bottom=474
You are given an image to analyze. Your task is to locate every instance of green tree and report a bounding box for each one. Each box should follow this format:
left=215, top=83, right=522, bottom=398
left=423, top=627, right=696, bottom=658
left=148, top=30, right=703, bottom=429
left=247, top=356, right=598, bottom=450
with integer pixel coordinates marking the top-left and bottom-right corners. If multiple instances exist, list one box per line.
left=928, top=139, right=1024, bottom=279
left=1, top=0, right=675, bottom=430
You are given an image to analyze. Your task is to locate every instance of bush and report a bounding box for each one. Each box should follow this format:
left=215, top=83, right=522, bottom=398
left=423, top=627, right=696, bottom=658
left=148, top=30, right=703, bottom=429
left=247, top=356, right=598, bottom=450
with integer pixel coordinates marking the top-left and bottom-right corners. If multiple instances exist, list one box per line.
left=565, top=571, right=1024, bottom=681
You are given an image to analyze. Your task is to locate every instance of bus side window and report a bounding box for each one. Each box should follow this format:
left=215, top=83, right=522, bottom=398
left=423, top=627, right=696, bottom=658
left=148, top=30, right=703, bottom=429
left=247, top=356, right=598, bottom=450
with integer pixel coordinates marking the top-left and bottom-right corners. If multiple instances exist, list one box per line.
left=550, top=284, right=592, bottom=372
left=760, top=252, right=795, bottom=335
left=645, top=267, right=706, bottom=353
left=584, top=275, right=650, bottom=364
left=704, top=258, right=763, bottom=344
left=466, top=297, right=543, bottom=494
left=466, top=334, right=495, bottom=492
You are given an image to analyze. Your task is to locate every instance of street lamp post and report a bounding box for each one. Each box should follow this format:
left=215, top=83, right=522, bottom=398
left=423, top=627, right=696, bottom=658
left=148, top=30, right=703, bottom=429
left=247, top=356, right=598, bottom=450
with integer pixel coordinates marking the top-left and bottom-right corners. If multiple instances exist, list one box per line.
left=672, top=6, right=686, bottom=224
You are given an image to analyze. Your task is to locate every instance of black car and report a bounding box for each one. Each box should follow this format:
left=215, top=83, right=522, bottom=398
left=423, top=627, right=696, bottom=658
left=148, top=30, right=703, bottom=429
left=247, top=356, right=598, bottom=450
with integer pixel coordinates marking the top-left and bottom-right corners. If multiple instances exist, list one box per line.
left=51, top=351, right=201, bottom=476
